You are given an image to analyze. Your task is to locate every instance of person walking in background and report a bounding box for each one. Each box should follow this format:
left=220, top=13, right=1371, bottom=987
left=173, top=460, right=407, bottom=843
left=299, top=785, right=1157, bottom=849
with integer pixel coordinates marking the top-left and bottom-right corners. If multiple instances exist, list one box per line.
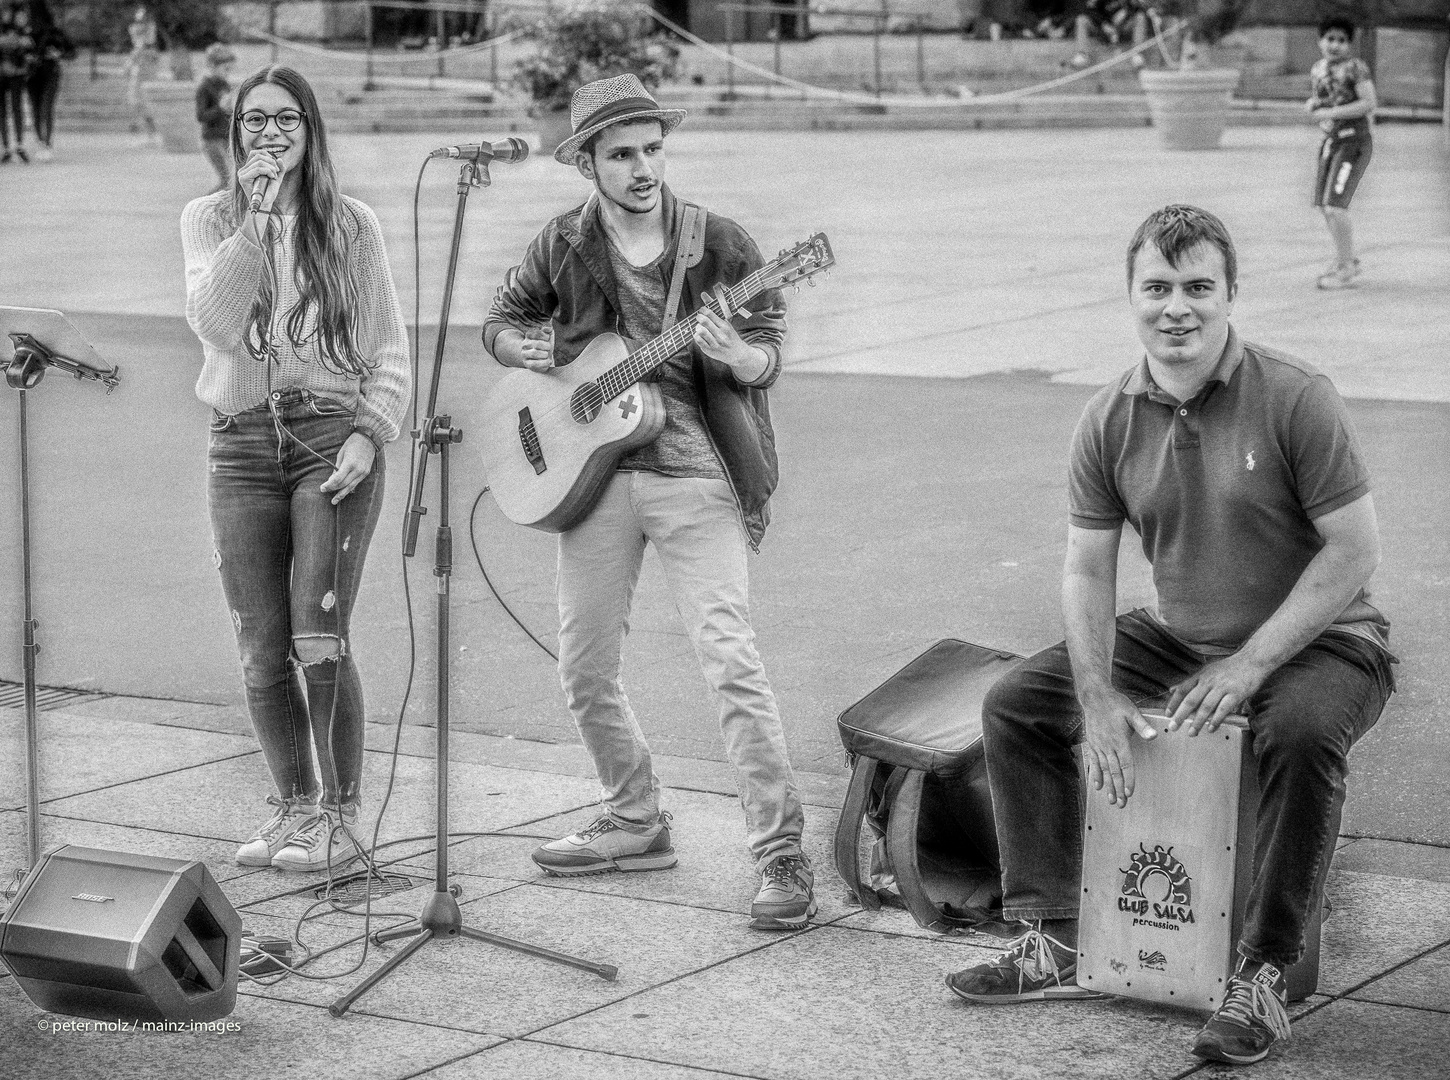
left=1307, top=16, right=1376, bottom=290
left=0, top=3, right=35, bottom=163
left=23, top=1, right=69, bottom=161
left=124, top=3, right=158, bottom=144
left=195, top=42, right=236, bottom=192
left=180, top=65, right=412, bottom=874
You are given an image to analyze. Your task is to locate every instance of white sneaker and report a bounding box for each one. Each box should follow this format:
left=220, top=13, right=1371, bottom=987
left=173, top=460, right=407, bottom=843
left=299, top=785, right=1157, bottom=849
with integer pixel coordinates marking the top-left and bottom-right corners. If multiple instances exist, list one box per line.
left=531, top=812, right=676, bottom=876
left=34, top=145, right=53, bottom=162
left=236, top=796, right=320, bottom=866
left=271, top=808, right=363, bottom=873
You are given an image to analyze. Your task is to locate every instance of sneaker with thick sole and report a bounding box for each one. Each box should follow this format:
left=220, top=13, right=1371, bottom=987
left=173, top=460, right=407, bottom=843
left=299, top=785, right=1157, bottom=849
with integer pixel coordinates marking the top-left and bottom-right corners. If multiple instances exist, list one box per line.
left=946, top=925, right=1104, bottom=1003
left=531, top=813, right=676, bottom=876
left=1317, top=262, right=1358, bottom=290
left=1190, top=960, right=1291, bottom=1065
left=236, top=796, right=320, bottom=866
left=750, top=853, right=818, bottom=930
left=271, top=809, right=363, bottom=873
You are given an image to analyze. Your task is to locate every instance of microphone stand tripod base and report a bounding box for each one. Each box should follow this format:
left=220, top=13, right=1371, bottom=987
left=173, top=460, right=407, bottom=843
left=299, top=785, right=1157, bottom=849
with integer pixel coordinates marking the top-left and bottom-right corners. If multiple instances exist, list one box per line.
left=327, top=887, right=617, bottom=1018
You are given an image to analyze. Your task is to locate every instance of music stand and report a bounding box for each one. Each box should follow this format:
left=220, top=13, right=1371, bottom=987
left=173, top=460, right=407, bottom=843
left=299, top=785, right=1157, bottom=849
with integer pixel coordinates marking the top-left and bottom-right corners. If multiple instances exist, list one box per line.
left=329, top=145, right=615, bottom=1018
left=0, top=308, right=120, bottom=871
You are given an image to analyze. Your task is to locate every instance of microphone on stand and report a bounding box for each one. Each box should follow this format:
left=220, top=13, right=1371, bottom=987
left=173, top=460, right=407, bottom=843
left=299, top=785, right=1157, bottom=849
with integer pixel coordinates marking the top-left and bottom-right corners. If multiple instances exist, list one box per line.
left=249, top=148, right=286, bottom=213
left=428, top=138, right=530, bottom=163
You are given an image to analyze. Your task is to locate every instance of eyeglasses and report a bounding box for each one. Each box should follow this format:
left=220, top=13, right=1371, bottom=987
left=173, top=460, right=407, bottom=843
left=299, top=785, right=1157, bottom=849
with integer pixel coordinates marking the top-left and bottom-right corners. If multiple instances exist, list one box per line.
left=239, top=109, right=306, bottom=133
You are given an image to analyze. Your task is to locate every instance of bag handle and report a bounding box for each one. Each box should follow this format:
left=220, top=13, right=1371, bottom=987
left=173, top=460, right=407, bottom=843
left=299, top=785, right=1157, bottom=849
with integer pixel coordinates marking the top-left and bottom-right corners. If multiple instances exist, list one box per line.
left=833, top=754, right=881, bottom=911
left=885, top=768, right=957, bottom=933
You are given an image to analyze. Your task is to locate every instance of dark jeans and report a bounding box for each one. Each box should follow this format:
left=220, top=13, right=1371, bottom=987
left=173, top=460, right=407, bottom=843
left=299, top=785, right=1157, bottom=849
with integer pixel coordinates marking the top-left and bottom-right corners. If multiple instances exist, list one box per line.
left=0, top=76, right=25, bottom=150
left=26, top=63, right=61, bottom=146
left=207, top=387, right=385, bottom=810
left=983, top=609, right=1394, bottom=967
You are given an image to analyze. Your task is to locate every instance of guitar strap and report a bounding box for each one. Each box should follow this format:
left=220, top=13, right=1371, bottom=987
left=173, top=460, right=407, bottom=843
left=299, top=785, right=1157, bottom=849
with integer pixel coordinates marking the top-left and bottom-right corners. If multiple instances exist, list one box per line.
left=662, top=204, right=707, bottom=332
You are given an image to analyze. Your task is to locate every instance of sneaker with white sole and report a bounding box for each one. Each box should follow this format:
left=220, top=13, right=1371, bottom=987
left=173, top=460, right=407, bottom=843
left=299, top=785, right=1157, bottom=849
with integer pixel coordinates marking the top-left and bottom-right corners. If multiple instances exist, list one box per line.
left=750, top=853, right=817, bottom=930
left=271, top=808, right=363, bottom=873
left=1317, top=261, right=1359, bottom=290
left=235, top=796, right=320, bottom=866
left=1190, top=959, right=1291, bottom=1065
left=946, top=924, right=1104, bottom=1003
left=531, top=812, right=676, bottom=876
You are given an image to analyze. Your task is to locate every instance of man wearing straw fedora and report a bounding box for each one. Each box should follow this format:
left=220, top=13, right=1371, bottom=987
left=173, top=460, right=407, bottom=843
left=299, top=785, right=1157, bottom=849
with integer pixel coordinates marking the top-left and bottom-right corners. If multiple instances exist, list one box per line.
left=483, top=73, right=815, bottom=930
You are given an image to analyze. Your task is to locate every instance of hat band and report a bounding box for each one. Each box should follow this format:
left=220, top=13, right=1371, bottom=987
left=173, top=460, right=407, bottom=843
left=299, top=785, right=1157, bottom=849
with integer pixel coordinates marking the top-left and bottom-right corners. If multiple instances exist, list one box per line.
left=573, top=96, right=665, bottom=137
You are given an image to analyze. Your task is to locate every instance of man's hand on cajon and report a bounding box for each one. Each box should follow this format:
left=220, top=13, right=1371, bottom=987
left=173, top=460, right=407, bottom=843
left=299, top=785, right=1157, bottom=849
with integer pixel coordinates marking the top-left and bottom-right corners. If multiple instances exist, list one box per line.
left=1081, top=688, right=1158, bottom=810
left=1164, top=654, right=1268, bottom=736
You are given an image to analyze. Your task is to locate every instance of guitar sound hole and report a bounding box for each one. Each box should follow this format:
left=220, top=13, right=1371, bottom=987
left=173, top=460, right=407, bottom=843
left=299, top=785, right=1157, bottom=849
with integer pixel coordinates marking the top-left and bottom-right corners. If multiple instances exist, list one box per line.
left=570, top=383, right=604, bottom=424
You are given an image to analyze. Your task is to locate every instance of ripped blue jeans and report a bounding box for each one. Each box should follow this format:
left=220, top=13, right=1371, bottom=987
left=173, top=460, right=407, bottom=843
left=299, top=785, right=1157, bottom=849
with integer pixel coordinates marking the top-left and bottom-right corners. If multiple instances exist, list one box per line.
left=207, top=387, right=385, bottom=811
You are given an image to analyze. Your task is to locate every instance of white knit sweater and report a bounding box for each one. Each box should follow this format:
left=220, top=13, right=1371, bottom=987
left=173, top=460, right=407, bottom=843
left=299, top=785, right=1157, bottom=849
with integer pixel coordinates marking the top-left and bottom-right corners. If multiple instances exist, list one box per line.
left=180, top=191, right=411, bottom=445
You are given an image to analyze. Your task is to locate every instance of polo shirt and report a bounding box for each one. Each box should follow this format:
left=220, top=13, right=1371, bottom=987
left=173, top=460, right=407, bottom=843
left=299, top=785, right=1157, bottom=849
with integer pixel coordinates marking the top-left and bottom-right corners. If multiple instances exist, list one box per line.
left=1068, top=326, right=1389, bottom=654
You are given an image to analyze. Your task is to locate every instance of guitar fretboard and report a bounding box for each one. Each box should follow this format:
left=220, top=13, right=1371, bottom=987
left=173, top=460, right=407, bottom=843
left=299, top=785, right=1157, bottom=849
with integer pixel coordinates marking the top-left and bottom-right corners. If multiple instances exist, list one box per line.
left=594, top=266, right=771, bottom=403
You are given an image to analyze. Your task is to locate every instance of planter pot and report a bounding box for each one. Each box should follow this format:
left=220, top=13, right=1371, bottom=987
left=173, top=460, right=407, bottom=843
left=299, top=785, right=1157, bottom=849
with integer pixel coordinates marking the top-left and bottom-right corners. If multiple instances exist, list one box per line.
left=532, top=107, right=574, bottom=158
left=1138, top=67, right=1240, bottom=151
left=140, top=80, right=202, bottom=154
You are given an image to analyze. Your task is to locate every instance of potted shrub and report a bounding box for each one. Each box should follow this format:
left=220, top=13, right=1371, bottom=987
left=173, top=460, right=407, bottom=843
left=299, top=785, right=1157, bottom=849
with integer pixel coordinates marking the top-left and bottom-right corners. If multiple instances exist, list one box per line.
left=1138, top=0, right=1251, bottom=150
left=511, top=0, right=679, bottom=155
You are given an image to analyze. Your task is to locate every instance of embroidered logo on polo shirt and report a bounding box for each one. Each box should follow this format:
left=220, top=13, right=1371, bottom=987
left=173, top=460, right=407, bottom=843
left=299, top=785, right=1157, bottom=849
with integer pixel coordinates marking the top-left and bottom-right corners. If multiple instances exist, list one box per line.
left=1245, top=452, right=1256, bottom=471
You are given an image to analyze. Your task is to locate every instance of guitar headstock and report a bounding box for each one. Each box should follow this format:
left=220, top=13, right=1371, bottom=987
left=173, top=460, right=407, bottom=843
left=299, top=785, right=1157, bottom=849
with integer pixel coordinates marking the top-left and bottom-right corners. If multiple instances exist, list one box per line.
left=760, top=233, right=834, bottom=293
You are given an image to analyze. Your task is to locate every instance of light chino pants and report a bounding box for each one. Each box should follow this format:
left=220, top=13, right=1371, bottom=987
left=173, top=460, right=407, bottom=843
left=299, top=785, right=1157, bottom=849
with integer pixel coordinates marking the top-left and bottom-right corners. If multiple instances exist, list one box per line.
left=556, top=470, right=805, bottom=869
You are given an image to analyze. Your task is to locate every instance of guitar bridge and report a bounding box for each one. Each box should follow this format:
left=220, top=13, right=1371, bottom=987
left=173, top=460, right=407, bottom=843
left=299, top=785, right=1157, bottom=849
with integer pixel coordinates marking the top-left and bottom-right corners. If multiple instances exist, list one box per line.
left=518, top=407, right=546, bottom=475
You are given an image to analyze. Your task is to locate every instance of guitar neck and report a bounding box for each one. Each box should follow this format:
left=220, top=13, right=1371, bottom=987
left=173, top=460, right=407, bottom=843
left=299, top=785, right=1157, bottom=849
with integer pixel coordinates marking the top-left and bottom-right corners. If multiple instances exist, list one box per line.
left=596, top=267, right=770, bottom=402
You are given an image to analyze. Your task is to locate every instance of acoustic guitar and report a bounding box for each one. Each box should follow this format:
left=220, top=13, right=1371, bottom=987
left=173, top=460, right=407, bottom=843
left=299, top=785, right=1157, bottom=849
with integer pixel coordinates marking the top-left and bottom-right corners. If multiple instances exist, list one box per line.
left=479, top=233, right=834, bottom=532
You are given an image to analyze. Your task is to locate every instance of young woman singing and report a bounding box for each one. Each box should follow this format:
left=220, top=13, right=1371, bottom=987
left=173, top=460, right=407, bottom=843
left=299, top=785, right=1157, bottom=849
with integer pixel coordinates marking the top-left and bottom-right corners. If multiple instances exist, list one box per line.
left=180, top=66, right=411, bottom=873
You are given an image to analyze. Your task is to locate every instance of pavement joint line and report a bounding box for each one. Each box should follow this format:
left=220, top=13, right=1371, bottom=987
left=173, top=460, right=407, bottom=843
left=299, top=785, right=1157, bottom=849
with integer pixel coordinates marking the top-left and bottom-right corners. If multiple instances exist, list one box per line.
left=512, top=1036, right=779, bottom=1080
left=30, top=808, right=256, bottom=849
left=33, top=748, right=263, bottom=808
left=517, top=916, right=839, bottom=1042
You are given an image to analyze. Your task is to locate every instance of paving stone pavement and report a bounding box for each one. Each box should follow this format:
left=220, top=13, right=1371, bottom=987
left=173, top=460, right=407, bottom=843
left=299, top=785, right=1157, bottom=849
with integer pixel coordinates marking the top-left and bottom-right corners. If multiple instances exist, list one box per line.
left=2, top=703, right=1448, bottom=1079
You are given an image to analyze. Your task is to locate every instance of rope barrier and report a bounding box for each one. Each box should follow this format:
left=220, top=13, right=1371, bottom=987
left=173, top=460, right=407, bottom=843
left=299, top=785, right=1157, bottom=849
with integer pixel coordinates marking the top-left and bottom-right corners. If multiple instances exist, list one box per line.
left=638, top=4, right=1187, bottom=109
left=239, top=25, right=528, bottom=64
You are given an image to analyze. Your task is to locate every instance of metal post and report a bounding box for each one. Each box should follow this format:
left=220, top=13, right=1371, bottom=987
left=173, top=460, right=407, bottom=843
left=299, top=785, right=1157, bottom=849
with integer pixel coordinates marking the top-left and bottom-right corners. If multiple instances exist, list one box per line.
left=268, top=0, right=278, bottom=63
left=365, top=3, right=374, bottom=87
left=490, top=11, right=498, bottom=89
left=437, top=5, right=447, bottom=78
left=872, top=7, right=884, bottom=97
left=725, top=8, right=735, bottom=100
left=19, top=389, right=41, bottom=870
left=916, top=17, right=925, bottom=92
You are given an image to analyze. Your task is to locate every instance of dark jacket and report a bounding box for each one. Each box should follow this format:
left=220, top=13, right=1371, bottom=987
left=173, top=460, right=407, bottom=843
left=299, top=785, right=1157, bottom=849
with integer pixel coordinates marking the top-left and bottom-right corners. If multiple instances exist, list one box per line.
left=483, top=184, right=787, bottom=548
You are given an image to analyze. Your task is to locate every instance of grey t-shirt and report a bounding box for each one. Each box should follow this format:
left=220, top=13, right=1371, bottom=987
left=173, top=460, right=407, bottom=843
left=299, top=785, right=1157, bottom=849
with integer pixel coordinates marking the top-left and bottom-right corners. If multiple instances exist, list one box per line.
left=607, top=241, right=726, bottom=480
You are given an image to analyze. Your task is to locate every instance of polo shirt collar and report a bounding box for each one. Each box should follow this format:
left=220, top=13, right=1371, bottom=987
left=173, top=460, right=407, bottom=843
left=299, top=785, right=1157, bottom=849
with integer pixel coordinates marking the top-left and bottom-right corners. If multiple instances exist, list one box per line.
left=1123, top=326, right=1246, bottom=399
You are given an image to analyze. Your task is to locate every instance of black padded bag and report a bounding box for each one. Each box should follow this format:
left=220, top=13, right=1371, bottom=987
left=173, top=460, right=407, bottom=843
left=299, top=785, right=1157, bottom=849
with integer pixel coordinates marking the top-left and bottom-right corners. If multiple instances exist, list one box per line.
left=833, top=639, right=1022, bottom=933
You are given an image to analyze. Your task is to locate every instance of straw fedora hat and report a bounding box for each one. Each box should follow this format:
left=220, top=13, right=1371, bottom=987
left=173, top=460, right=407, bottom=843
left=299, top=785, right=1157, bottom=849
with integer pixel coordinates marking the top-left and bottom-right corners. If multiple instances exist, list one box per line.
left=553, top=73, right=686, bottom=164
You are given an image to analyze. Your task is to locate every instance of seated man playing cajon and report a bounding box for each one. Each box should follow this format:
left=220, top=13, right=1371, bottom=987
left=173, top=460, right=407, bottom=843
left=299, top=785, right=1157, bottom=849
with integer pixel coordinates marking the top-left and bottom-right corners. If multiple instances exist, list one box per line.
left=945, top=205, right=1395, bottom=1066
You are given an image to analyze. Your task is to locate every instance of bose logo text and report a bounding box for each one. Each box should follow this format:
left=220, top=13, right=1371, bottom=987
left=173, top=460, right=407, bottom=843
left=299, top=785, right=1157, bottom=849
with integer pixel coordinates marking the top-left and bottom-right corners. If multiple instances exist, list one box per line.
left=72, top=893, right=115, bottom=903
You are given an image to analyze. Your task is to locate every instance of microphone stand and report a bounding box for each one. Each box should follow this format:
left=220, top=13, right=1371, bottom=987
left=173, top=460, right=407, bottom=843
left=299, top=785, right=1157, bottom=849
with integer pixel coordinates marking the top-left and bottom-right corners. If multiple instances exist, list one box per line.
left=2, top=318, right=119, bottom=871
left=330, top=148, right=616, bottom=1018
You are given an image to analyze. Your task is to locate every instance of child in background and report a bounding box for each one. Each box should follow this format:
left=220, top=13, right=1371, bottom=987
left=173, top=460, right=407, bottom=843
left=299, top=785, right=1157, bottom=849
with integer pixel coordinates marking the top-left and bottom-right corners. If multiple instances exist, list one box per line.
left=195, top=43, right=236, bottom=192
left=1307, top=16, right=1377, bottom=290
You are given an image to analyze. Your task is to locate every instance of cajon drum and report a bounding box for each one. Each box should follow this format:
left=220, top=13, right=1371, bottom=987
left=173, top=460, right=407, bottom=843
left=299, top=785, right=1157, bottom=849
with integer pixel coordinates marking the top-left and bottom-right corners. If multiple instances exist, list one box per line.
left=1077, top=715, right=1326, bottom=1012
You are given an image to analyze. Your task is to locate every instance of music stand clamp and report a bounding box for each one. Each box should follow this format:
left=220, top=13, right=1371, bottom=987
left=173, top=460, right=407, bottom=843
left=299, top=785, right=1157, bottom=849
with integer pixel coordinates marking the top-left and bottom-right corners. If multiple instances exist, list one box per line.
left=1, top=309, right=120, bottom=874
left=329, top=151, right=616, bottom=1019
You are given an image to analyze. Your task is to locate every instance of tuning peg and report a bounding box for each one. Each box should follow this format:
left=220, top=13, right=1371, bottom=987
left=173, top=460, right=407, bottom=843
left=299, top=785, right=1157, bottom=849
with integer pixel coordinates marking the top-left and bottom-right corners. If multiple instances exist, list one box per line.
left=807, top=278, right=816, bottom=287
left=792, top=284, right=800, bottom=293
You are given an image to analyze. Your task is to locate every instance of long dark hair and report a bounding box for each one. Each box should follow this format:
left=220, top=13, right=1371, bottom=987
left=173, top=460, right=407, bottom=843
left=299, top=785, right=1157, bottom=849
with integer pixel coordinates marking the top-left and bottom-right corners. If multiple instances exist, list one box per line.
left=227, top=65, right=370, bottom=376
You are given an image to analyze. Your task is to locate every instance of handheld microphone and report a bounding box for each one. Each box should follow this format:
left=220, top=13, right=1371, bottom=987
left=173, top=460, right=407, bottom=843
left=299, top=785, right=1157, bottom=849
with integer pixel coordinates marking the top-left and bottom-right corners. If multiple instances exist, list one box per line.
left=249, top=148, right=286, bottom=213
left=428, top=138, right=530, bottom=163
